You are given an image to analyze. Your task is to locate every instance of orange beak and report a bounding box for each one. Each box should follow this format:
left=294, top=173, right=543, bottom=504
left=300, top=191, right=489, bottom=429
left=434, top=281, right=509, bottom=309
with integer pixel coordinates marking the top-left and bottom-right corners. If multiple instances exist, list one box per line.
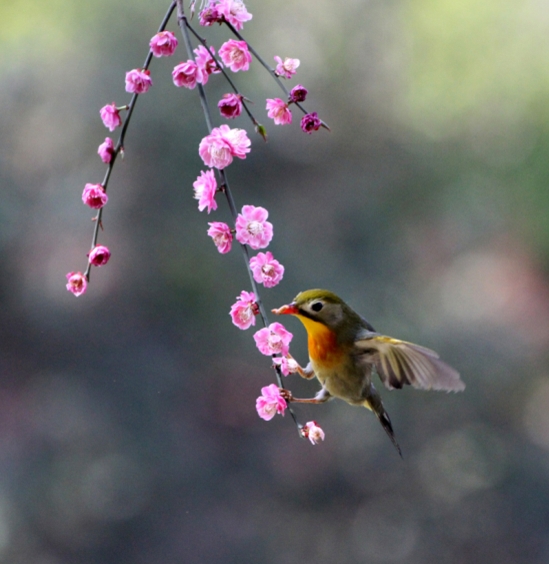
left=272, top=302, right=299, bottom=316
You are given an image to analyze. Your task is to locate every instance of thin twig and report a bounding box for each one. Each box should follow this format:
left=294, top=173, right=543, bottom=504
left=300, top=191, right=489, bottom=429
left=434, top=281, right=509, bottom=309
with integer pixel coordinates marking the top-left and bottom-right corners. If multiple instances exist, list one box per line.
left=224, top=20, right=330, bottom=130
left=85, top=2, right=177, bottom=279
left=184, top=22, right=261, bottom=129
left=175, top=0, right=301, bottom=431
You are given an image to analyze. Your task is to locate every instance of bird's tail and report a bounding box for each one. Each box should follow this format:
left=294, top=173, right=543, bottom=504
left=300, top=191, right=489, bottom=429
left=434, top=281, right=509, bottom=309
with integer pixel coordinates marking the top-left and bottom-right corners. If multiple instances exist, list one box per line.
left=363, top=387, right=402, bottom=458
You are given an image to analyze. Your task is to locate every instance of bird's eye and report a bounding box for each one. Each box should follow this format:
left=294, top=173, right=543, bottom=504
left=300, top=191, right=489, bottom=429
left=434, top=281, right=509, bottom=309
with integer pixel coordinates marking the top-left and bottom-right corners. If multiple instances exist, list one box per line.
left=311, top=301, right=323, bottom=312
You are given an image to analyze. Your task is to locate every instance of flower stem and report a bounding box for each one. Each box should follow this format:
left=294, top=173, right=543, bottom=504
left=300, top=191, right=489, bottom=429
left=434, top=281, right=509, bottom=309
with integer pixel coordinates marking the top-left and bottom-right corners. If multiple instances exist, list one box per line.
left=224, top=20, right=330, bottom=131
left=176, top=0, right=300, bottom=431
left=85, top=1, right=177, bottom=280
left=184, top=21, right=261, bottom=130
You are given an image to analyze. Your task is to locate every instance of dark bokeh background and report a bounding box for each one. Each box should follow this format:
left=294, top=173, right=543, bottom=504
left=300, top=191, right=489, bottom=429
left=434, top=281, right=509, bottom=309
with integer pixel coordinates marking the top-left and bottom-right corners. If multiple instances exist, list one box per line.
left=2, top=0, right=549, bottom=562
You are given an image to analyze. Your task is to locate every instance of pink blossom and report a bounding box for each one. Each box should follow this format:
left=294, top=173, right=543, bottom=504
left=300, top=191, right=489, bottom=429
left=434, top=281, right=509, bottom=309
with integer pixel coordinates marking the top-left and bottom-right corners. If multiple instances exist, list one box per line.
left=97, top=137, right=115, bottom=163
left=266, top=98, right=292, bottom=125
left=193, top=169, right=218, bottom=213
left=194, top=45, right=221, bottom=82
left=207, top=222, right=233, bottom=254
left=82, top=183, right=108, bottom=209
left=199, top=131, right=233, bottom=169
left=235, top=205, right=273, bottom=250
left=217, top=0, right=252, bottom=30
left=220, top=126, right=251, bottom=158
left=100, top=103, right=122, bottom=131
left=249, top=251, right=284, bottom=288
left=88, top=245, right=111, bottom=266
left=202, top=129, right=225, bottom=164
left=301, top=421, right=325, bottom=444
left=229, top=290, right=258, bottom=330
left=289, top=84, right=308, bottom=103
left=218, top=93, right=243, bottom=119
left=65, top=271, right=87, bottom=297
left=301, top=112, right=322, bottom=134
left=255, top=384, right=287, bottom=421
left=149, top=31, right=178, bottom=57
left=172, top=60, right=204, bottom=89
left=199, top=4, right=222, bottom=26
left=253, top=322, right=293, bottom=356
left=218, top=39, right=252, bottom=72
left=125, top=68, right=152, bottom=94
left=198, top=125, right=250, bottom=169
left=273, top=356, right=299, bottom=376
left=274, top=56, right=300, bottom=79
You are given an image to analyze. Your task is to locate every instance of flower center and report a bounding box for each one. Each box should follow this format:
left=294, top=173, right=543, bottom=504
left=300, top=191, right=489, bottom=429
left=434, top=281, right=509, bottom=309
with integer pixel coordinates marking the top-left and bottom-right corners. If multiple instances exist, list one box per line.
left=247, top=220, right=262, bottom=235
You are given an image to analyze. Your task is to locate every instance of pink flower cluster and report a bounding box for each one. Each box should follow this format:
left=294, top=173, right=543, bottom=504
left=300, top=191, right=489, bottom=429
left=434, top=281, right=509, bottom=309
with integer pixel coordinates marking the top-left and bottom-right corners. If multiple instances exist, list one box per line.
left=172, top=45, right=221, bottom=89
left=66, top=244, right=111, bottom=297
left=199, top=0, right=253, bottom=31
left=68, top=5, right=330, bottom=441
left=199, top=124, right=251, bottom=170
left=69, top=93, right=123, bottom=293
left=262, top=58, right=320, bottom=134
left=230, top=291, right=258, bottom=330
left=256, top=384, right=286, bottom=421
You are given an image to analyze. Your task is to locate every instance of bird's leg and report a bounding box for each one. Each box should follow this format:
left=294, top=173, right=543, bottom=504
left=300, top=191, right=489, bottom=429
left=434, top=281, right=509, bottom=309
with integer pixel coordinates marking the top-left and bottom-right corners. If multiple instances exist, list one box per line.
left=279, top=386, right=332, bottom=404
left=289, top=356, right=316, bottom=380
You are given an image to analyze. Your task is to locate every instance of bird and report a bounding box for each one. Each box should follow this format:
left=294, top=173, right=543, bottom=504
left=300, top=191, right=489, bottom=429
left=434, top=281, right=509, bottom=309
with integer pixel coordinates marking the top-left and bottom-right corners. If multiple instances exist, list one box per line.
left=272, top=289, right=465, bottom=456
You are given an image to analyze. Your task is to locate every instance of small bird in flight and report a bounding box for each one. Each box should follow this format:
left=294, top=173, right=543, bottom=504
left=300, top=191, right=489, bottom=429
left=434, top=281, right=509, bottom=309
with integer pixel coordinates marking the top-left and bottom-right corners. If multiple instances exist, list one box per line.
left=272, top=289, right=465, bottom=456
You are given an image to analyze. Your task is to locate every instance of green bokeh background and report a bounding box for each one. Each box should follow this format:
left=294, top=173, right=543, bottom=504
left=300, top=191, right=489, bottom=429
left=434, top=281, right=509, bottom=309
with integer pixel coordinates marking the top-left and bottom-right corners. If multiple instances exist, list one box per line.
left=2, top=0, right=549, bottom=562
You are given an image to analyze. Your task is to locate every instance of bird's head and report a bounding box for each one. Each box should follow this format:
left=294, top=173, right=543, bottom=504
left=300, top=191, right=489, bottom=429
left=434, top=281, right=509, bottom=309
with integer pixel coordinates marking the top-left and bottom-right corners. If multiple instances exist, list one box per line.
left=272, top=289, right=358, bottom=332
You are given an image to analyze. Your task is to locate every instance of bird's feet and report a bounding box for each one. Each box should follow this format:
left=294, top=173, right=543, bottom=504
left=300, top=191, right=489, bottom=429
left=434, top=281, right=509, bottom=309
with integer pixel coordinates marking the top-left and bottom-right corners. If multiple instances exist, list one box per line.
left=279, top=388, right=293, bottom=403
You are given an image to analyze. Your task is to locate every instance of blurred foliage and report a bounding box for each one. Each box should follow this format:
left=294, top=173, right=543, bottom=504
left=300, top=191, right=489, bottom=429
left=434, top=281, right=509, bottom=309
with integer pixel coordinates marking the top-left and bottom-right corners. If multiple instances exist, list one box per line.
left=1, top=0, right=549, bottom=563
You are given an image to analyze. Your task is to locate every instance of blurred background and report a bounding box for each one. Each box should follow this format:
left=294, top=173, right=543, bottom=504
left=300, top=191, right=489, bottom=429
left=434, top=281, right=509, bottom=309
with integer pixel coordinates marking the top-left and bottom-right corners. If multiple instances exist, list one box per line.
left=1, top=0, right=549, bottom=562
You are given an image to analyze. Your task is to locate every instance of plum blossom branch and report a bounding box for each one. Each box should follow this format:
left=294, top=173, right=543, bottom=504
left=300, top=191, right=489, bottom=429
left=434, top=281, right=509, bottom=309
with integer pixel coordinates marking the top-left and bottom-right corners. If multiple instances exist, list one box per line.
left=223, top=20, right=330, bottom=131
left=175, top=0, right=300, bottom=429
left=183, top=22, right=262, bottom=132
left=67, top=0, right=327, bottom=442
left=83, top=2, right=177, bottom=281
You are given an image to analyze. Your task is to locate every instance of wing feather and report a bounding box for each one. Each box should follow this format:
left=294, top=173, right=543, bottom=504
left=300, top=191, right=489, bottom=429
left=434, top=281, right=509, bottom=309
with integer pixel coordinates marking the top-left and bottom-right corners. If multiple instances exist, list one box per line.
left=355, top=336, right=465, bottom=392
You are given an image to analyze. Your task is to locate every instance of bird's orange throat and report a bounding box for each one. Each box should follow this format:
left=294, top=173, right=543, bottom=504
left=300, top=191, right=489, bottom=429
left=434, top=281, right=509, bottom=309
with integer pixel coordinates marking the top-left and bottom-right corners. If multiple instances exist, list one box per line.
left=295, top=315, right=343, bottom=367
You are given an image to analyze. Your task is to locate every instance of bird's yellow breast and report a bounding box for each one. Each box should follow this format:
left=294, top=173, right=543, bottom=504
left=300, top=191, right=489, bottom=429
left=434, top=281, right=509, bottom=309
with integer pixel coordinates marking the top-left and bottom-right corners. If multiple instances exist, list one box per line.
left=296, top=315, right=344, bottom=368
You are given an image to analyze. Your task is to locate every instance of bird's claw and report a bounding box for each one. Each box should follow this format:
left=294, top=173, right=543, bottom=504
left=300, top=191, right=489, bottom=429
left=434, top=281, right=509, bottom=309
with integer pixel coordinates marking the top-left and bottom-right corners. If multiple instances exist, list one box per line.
left=279, top=388, right=293, bottom=402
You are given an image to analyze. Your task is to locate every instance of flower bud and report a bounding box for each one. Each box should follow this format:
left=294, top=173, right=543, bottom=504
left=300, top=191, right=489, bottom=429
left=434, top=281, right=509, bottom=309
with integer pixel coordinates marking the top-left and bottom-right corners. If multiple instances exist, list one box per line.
left=65, top=271, right=87, bottom=297
left=88, top=245, right=111, bottom=266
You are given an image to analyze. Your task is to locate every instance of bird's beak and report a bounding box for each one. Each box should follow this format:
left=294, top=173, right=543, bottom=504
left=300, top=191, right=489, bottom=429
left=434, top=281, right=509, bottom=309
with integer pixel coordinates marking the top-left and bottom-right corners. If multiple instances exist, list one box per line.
left=272, top=302, right=299, bottom=316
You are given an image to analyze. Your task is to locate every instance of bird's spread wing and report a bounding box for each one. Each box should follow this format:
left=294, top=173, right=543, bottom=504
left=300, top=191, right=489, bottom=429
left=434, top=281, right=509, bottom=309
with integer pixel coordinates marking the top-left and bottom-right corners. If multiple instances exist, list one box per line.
left=354, top=335, right=465, bottom=392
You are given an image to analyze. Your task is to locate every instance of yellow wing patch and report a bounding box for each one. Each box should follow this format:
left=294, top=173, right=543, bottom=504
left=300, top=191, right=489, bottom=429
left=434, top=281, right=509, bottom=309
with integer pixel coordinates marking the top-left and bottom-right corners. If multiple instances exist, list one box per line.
left=356, top=335, right=465, bottom=392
